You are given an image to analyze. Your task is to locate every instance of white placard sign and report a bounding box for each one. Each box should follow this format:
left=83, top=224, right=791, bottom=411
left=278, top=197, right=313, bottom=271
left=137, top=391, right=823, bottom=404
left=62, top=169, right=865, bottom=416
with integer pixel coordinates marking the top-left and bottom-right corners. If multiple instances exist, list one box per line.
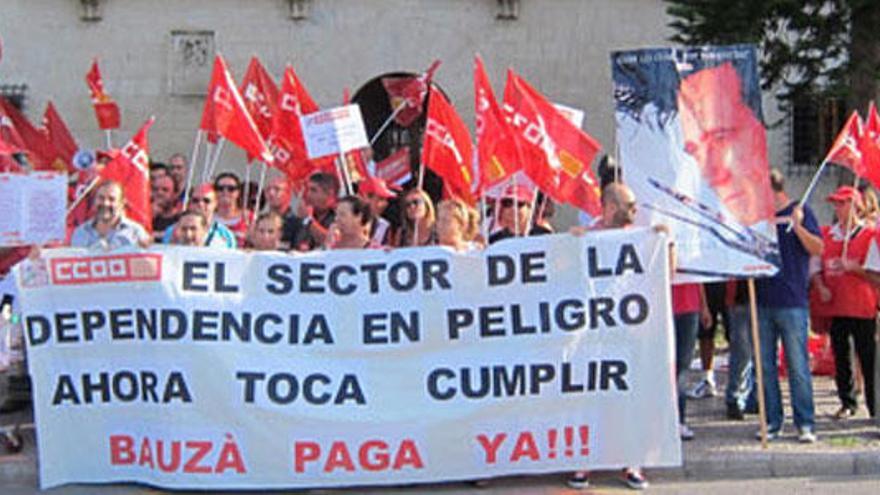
left=0, top=172, right=67, bottom=247
left=301, top=104, right=370, bottom=159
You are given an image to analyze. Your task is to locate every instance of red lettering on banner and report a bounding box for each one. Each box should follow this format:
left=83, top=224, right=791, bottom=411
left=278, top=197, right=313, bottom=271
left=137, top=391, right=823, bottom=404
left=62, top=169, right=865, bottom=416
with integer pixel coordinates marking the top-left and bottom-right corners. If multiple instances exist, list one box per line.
left=475, top=425, right=590, bottom=464
left=293, top=438, right=424, bottom=473
left=109, top=434, right=247, bottom=474
left=50, top=253, right=161, bottom=286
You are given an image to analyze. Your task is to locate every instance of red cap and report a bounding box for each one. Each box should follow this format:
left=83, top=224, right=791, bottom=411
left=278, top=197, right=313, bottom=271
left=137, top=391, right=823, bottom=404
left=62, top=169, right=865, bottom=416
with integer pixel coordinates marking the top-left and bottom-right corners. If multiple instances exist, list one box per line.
left=501, top=184, right=533, bottom=203
left=358, top=176, right=400, bottom=199
left=826, top=186, right=862, bottom=205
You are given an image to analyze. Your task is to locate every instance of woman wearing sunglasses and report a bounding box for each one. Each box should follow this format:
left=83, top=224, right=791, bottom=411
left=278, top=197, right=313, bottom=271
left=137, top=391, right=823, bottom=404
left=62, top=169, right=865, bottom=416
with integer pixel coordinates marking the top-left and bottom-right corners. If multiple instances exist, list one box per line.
left=393, top=188, right=436, bottom=247
left=213, top=172, right=249, bottom=247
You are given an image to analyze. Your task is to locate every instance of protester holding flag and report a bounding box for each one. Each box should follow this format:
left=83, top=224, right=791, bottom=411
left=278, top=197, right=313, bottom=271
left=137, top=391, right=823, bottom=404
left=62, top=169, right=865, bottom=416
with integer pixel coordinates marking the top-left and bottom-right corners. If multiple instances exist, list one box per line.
left=291, top=172, right=339, bottom=252
left=328, top=196, right=376, bottom=250
left=435, top=199, right=482, bottom=252
left=163, top=183, right=235, bottom=249
left=69, top=180, right=150, bottom=250
left=393, top=189, right=436, bottom=247
left=812, top=186, right=877, bottom=421
left=357, top=176, right=399, bottom=247
left=247, top=211, right=284, bottom=251
left=213, top=172, right=249, bottom=247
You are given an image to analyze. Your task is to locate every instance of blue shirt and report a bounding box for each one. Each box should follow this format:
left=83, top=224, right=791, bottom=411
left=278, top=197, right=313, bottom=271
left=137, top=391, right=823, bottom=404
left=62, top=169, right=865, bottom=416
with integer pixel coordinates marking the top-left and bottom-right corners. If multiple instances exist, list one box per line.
left=161, top=220, right=236, bottom=249
left=755, top=201, right=820, bottom=308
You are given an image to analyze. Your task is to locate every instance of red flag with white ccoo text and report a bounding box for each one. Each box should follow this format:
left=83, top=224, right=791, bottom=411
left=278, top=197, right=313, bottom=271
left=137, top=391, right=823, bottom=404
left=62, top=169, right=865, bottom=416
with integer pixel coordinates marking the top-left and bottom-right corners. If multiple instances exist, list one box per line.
left=240, top=57, right=279, bottom=161
left=198, top=55, right=273, bottom=163
left=42, top=101, right=79, bottom=172
left=99, top=117, right=155, bottom=233
left=421, top=86, right=476, bottom=205
left=474, top=55, right=522, bottom=193
left=858, top=102, right=880, bottom=189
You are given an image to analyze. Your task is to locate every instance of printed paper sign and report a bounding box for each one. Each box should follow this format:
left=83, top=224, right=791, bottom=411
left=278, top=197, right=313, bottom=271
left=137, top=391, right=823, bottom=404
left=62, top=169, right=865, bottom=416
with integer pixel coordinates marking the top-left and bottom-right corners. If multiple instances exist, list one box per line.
left=0, top=172, right=67, bottom=247
left=301, top=104, right=370, bottom=159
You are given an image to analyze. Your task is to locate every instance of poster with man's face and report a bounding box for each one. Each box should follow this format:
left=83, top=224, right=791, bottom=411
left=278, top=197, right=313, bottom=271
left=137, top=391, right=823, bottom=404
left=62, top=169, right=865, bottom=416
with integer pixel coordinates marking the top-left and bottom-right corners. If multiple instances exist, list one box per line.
left=611, top=44, right=780, bottom=281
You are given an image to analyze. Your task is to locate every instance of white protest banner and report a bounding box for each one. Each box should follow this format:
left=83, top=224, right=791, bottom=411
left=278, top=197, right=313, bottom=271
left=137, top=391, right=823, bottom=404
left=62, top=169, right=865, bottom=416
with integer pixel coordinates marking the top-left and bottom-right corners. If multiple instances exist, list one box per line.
left=0, top=172, right=67, bottom=247
left=16, top=230, right=679, bottom=489
left=301, top=104, right=370, bottom=159
left=611, top=44, right=779, bottom=281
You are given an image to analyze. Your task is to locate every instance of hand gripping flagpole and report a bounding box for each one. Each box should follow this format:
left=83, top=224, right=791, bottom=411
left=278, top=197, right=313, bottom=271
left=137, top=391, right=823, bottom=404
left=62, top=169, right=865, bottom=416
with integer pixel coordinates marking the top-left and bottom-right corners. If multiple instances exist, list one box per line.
left=786, top=158, right=830, bottom=233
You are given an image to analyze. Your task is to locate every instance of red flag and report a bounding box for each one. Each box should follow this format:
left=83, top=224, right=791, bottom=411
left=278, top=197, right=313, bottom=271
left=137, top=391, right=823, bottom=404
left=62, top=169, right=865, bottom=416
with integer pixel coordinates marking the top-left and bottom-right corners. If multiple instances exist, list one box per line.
left=0, top=132, right=22, bottom=172
left=42, top=102, right=78, bottom=171
left=85, top=59, right=121, bottom=130
left=421, top=86, right=475, bottom=205
left=825, top=111, right=864, bottom=171
left=857, top=102, right=880, bottom=188
left=99, top=117, right=155, bottom=232
left=199, top=55, right=273, bottom=163
left=267, top=65, right=331, bottom=185
left=0, top=97, right=60, bottom=170
left=502, top=70, right=602, bottom=215
left=240, top=57, right=279, bottom=160
left=474, top=55, right=522, bottom=193
left=375, top=147, right=412, bottom=187
left=382, top=60, right=441, bottom=127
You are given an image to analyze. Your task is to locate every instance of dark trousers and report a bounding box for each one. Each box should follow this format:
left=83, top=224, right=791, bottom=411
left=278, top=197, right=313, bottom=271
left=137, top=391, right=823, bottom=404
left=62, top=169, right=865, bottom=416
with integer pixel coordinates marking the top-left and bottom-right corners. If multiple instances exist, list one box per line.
left=830, top=317, right=877, bottom=417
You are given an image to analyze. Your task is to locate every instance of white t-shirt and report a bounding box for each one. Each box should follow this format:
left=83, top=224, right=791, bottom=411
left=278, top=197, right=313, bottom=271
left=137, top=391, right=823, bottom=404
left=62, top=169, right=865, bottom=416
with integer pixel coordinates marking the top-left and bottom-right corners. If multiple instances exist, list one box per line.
left=863, top=238, right=880, bottom=272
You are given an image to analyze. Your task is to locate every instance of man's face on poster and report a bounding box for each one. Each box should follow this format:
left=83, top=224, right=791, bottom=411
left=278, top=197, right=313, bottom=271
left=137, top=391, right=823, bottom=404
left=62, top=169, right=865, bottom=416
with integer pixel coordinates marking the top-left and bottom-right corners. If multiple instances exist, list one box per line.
left=677, top=62, right=774, bottom=226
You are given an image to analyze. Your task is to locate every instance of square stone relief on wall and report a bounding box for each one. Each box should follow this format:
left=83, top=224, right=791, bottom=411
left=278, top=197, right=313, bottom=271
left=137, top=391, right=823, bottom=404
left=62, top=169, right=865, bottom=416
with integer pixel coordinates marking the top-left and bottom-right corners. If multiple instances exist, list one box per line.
left=168, top=30, right=214, bottom=96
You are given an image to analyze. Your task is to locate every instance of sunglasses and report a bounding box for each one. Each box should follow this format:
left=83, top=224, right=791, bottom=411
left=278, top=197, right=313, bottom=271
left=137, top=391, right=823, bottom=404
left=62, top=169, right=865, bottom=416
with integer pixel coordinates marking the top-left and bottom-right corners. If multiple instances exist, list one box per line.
left=191, top=197, right=212, bottom=204
left=500, top=198, right=528, bottom=209
left=406, top=199, right=425, bottom=208
left=215, top=185, right=239, bottom=192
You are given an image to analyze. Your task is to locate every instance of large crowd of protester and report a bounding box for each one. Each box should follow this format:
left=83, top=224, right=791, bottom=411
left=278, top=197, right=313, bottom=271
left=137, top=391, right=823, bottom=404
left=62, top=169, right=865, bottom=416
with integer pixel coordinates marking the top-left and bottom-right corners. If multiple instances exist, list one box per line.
left=1, top=152, right=879, bottom=492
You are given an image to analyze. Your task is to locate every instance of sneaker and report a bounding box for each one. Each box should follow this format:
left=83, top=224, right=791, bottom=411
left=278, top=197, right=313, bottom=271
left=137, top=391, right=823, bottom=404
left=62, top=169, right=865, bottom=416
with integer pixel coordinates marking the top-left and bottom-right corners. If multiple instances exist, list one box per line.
left=686, top=379, right=717, bottom=399
left=755, top=428, right=780, bottom=441
left=567, top=471, right=590, bottom=489
left=679, top=423, right=695, bottom=441
left=831, top=406, right=856, bottom=420
left=797, top=427, right=817, bottom=443
left=726, top=403, right=745, bottom=420
left=622, top=468, right=648, bottom=490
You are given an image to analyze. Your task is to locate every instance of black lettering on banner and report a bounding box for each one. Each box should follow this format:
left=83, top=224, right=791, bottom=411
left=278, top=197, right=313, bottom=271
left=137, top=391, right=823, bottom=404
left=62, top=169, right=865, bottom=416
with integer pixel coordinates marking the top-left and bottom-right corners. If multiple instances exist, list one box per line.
left=363, top=312, right=420, bottom=344
left=520, top=251, right=547, bottom=283
left=182, top=262, right=209, bottom=292
left=109, top=309, right=135, bottom=340
left=56, top=312, right=77, bottom=343
left=422, top=259, right=451, bottom=290
left=300, top=263, right=325, bottom=294
left=214, top=263, right=240, bottom=293
left=486, top=255, right=515, bottom=286
left=329, top=265, right=357, bottom=295
left=266, top=264, right=293, bottom=294
left=82, top=311, right=106, bottom=341
left=426, top=368, right=456, bottom=400
left=446, top=309, right=473, bottom=340
left=25, top=315, right=50, bottom=346
left=236, top=371, right=365, bottom=405
left=51, top=370, right=192, bottom=405
left=360, top=263, right=385, bottom=293
left=620, top=294, right=649, bottom=325
left=617, top=243, right=644, bottom=275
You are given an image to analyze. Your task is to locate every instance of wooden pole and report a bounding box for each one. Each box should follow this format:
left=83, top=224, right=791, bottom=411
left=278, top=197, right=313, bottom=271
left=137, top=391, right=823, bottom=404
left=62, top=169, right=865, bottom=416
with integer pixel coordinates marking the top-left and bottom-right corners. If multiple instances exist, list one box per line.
left=747, top=278, right=769, bottom=449
left=841, top=172, right=861, bottom=260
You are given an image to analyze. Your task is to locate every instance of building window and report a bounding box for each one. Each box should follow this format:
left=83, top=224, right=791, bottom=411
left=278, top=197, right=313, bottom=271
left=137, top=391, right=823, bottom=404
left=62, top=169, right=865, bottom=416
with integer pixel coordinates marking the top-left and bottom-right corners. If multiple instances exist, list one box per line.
left=0, top=84, right=27, bottom=111
left=790, top=95, right=846, bottom=173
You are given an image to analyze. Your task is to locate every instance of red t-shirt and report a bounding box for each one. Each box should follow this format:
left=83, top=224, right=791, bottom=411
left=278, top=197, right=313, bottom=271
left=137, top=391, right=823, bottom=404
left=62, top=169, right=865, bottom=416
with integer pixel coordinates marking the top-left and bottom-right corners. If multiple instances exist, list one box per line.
left=672, top=283, right=701, bottom=315
left=812, top=223, right=878, bottom=319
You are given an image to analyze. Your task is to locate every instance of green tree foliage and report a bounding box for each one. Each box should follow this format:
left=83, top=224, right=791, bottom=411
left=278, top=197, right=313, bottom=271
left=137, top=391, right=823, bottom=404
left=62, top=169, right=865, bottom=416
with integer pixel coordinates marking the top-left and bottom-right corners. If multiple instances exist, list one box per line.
left=666, top=0, right=880, bottom=111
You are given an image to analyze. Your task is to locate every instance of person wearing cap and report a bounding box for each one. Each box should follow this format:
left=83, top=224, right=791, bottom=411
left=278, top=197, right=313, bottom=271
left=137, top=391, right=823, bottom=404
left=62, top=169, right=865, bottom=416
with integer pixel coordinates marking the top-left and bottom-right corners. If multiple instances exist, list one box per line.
left=750, top=170, right=823, bottom=443
left=487, top=184, right=547, bottom=244
left=812, top=183, right=876, bottom=421
left=161, top=183, right=236, bottom=249
left=358, top=176, right=400, bottom=247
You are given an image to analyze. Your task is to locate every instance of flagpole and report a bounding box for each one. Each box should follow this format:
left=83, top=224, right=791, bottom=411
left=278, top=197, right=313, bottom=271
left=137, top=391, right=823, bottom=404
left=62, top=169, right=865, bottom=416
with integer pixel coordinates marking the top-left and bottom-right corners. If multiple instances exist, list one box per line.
left=512, top=174, right=520, bottom=236
left=841, top=172, right=861, bottom=260
left=480, top=192, right=488, bottom=243
left=207, top=139, right=226, bottom=181
left=242, top=162, right=253, bottom=224
left=66, top=177, right=100, bottom=216
left=370, top=104, right=407, bottom=146
left=201, top=141, right=215, bottom=183
left=340, top=153, right=355, bottom=195
left=253, top=162, right=268, bottom=218
left=748, top=278, right=769, bottom=449
left=524, top=188, right=540, bottom=234
left=183, top=131, right=203, bottom=211
left=786, top=159, right=830, bottom=233
left=104, top=130, right=113, bottom=149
